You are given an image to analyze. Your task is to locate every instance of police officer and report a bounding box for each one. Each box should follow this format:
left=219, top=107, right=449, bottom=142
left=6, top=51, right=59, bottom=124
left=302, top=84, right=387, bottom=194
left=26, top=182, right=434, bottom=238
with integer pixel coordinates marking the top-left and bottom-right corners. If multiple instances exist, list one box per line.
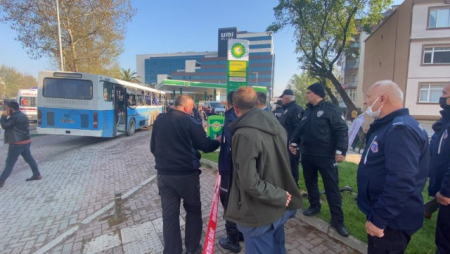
left=289, top=83, right=349, bottom=237
left=273, top=100, right=284, bottom=120
left=357, top=80, right=429, bottom=253
left=431, top=82, right=450, bottom=253
left=278, top=89, right=303, bottom=186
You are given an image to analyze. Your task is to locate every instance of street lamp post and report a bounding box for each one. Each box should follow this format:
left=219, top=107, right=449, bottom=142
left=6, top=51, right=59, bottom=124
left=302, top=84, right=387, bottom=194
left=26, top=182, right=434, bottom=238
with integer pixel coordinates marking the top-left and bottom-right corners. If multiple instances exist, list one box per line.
left=252, top=72, right=258, bottom=86
left=56, top=0, right=64, bottom=71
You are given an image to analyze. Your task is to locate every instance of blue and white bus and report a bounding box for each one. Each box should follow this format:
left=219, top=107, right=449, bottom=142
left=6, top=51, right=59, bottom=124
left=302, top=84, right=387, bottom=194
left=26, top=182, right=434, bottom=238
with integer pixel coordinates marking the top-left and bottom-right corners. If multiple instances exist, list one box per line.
left=37, top=71, right=165, bottom=137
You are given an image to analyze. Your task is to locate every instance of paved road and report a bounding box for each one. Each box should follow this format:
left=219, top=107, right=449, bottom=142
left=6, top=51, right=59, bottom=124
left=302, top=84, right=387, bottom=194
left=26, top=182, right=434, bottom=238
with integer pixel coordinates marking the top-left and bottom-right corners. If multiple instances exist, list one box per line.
left=0, top=128, right=359, bottom=254
left=0, top=128, right=156, bottom=253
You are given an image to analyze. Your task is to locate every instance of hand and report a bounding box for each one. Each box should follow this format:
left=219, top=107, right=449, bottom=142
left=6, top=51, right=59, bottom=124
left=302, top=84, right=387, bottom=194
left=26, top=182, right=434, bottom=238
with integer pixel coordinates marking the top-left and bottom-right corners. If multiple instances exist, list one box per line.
left=436, top=192, right=450, bottom=206
left=289, top=145, right=297, bottom=155
left=365, top=221, right=384, bottom=237
left=285, top=191, right=292, bottom=207
left=2, top=108, right=8, bottom=116
left=215, top=135, right=222, bottom=143
left=335, top=154, right=345, bottom=163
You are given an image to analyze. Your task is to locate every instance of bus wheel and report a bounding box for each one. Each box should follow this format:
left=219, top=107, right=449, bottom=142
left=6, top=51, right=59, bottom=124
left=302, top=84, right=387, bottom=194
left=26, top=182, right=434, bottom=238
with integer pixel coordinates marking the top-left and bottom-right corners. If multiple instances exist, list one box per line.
left=126, top=118, right=135, bottom=136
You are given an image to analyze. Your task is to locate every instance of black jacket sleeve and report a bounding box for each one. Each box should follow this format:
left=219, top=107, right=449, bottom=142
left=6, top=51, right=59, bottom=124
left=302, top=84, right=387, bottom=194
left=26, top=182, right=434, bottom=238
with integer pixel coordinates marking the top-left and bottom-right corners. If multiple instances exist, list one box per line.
left=330, top=106, right=348, bottom=155
left=189, top=118, right=220, bottom=153
left=1, top=115, right=15, bottom=129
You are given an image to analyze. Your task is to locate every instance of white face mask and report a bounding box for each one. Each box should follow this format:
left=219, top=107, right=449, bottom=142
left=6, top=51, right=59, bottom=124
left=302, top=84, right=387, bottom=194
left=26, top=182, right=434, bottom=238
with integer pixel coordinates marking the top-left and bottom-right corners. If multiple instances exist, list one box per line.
left=365, top=96, right=383, bottom=119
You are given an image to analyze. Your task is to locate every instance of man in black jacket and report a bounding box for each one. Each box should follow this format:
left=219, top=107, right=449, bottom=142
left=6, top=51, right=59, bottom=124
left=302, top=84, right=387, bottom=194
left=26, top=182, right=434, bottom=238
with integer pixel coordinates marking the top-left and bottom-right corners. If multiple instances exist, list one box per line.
left=150, top=95, right=220, bottom=254
left=279, top=89, right=304, bottom=187
left=0, top=100, right=41, bottom=188
left=273, top=100, right=284, bottom=120
left=290, top=83, right=349, bottom=237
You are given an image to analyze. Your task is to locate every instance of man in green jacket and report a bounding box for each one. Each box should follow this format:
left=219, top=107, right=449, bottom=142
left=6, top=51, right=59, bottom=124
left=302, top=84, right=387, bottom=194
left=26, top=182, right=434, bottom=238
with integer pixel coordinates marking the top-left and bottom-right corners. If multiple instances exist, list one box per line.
left=224, top=87, right=303, bottom=253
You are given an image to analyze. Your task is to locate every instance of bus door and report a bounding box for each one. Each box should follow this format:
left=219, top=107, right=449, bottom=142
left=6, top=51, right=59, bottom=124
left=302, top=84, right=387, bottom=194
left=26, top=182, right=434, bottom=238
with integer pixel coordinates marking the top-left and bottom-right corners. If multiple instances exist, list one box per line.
left=114, top=86, right=127, bottom=135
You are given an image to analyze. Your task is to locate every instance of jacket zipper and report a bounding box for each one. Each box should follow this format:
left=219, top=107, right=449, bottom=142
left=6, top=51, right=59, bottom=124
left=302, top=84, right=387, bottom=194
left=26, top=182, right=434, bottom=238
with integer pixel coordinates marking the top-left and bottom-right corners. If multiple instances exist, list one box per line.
left=364, top=135, right=377, bottom=165
left=438, top=131, right=445, bottom=155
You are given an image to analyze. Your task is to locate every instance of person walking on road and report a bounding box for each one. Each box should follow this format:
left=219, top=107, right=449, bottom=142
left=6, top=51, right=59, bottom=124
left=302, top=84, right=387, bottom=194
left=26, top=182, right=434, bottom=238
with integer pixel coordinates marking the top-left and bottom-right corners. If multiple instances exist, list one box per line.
left=150, top=95, right=221, bottom=254
left=0, top=100, right=41, bottom=188
left=289, top=83, right=349, bottom=237
left=224, top=87, right=303, bottom=253
left=357, top=80, right=430, bottom=253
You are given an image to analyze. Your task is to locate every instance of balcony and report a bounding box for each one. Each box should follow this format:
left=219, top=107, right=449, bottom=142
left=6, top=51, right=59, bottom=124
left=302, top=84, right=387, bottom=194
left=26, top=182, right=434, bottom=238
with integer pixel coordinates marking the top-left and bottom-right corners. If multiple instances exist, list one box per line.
left=343, top=81, right=358, bottom=89
left=344, top=60, right=360, bottom=71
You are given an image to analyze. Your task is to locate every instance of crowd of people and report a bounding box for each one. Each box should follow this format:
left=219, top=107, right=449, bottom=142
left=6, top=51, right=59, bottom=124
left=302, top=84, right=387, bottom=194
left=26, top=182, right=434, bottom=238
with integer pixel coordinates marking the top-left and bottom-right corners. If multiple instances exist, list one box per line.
left=150, top=80, right=450, bottom=254
left=1, top=79, right=449, bottom=253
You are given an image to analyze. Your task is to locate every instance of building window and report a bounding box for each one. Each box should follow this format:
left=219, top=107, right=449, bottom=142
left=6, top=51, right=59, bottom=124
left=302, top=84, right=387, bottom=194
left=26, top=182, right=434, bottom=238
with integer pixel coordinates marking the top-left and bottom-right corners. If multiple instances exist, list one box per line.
left=419, top=83, right=445, bottom=103
left=346, top=89, right=356, bottom=102
left=423, top=47, right=450, bottom=64
left=429, top=8, right=450, bottom=28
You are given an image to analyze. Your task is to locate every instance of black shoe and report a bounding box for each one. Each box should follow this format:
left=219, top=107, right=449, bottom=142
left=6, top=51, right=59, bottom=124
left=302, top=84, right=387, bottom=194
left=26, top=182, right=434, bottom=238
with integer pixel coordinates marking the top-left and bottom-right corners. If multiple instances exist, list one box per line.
left=185, top=244, right=202, bottom=254
left=0, top=181, right=4, bottom=188
left=26, top=175, right=42, bottom=181
left=219, top=237, right=241, bottom=253
left=332, top=224, right=349, bottom=237
left=303, top=207, right=321, bottom=216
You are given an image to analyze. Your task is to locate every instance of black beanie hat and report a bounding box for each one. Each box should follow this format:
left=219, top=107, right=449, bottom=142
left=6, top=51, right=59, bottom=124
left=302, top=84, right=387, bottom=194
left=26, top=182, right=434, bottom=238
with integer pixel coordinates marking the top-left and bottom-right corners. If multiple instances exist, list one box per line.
left=307, top=83, right=325, bottom=98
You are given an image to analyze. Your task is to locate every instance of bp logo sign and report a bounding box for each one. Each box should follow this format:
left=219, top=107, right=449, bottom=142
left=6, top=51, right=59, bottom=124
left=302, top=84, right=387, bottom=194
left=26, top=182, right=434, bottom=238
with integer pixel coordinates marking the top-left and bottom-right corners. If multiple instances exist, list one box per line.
left=184, top=81, right=190, bottom=87
left=211, top=121, right=222, bottom=132
left=231, top=42, right=246, bottom=59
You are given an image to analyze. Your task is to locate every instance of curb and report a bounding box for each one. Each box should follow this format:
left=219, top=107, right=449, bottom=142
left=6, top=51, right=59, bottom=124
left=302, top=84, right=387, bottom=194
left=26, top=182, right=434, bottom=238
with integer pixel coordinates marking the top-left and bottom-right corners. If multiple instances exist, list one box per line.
left=33, top=175, right=157, bottom=254
left=200, top=158, right=367, bottom=253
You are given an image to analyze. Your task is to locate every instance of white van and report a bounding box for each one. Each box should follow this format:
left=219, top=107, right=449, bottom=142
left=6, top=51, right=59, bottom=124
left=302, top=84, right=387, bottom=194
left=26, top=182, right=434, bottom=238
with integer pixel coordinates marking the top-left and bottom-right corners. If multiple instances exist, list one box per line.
left=17, top=89, right=38, bottom=121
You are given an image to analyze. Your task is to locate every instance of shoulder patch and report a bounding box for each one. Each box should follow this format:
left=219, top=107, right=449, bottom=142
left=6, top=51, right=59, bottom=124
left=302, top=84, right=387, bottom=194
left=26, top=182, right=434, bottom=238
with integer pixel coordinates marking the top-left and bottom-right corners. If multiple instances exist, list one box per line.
left=392, top=116, right=405, bottom=129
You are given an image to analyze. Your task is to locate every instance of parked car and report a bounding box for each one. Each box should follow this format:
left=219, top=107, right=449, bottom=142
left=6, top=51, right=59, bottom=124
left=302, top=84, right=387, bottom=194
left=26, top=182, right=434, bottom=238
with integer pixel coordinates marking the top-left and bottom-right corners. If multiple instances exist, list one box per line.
left=204, top=101, right=226, bottom=115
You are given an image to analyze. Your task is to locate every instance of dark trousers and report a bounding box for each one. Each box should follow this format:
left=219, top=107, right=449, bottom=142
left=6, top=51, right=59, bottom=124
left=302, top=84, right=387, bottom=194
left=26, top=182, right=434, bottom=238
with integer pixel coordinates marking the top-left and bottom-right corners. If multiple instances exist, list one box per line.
left=0, top=143, right=40, bottom=182
left=436, top=204, right=450, bottom=253
left=289, top=150, right=300, bottom=187
left=237, top=210, right=296, bottom=254
left=301, top=154, right=343, bottom=225
left=219, top=173, right=240, bottom=244
left=157, top=172, right=202, bottom=254
left=367, top=227, right=415, bottom=254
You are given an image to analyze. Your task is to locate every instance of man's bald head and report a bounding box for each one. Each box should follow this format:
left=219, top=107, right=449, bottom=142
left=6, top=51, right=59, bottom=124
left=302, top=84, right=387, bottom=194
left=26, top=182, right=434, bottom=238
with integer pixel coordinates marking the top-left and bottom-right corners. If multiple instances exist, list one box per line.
left=174, top=95, right=194, bottom=115
left=364, top=80, right=404, bottom=119
left=369, top=80, right=404, bottom=103
left=233, top=87, right=257, bottom=116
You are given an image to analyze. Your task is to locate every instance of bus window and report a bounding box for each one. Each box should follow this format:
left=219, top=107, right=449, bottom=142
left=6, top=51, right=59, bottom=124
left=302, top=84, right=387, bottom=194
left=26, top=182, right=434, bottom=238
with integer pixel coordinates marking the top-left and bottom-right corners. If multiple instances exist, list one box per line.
left=43, top=78, right=93, bottom=100
left=127, top=93, right=136, bottom=106
left=103, top=83, right=113, bottom=101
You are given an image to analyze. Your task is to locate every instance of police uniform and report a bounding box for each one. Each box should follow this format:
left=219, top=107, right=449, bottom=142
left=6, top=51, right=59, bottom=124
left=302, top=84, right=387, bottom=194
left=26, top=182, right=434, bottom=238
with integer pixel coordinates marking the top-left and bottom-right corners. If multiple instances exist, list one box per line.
left=290, top=99, right=348, bottom=227
left=278, top=100, right=303, bottom=186
left=429, top=108, right=450, bottom=253
left=357, top=108, right=429, bottom=253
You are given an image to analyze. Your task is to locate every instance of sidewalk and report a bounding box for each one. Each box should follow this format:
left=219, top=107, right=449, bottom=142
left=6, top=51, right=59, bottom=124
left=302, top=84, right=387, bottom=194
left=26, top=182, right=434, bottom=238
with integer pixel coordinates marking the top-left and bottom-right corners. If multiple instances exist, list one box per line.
left=48, top=165, right=361, bottom=254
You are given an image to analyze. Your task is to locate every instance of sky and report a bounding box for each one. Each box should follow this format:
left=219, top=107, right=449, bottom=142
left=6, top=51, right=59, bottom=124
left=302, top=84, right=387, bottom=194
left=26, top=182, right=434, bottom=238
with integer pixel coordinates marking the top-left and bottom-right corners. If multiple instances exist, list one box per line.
left=0, top=0, right=404, bottom=97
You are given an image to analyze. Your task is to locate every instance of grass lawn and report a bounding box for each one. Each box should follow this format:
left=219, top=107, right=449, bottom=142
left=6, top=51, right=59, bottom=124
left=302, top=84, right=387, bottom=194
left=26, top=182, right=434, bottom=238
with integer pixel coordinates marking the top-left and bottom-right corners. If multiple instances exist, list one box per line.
left=200, top=152, right=438, bottom=254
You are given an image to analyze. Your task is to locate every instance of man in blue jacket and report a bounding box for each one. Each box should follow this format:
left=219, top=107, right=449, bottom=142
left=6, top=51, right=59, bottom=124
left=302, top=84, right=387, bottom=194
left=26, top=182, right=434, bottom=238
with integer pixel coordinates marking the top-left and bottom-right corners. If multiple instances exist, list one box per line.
left=432, top=82, right=450, bottom=253
left=151, top=95, right=221, bottom=254
left=357, top=80, right=429, bottom=253
left=217, top=91, right=242, bottom=253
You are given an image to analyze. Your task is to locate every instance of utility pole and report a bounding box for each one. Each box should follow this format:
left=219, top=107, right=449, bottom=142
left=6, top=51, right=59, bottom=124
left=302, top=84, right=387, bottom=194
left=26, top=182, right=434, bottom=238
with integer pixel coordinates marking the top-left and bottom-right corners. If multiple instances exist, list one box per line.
left=56, top=0, right=64, bottom=71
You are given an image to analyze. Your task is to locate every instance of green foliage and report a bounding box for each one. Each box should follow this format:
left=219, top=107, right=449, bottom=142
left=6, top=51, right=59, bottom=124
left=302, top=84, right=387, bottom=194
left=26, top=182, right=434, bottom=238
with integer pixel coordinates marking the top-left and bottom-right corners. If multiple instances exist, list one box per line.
left=120, top=68, right=141, bottom=83
left=0, top=0, right=136, bottom=75
left=268, top=0, right=393, bottom=113
left=0, top=64, right=37, bottom=99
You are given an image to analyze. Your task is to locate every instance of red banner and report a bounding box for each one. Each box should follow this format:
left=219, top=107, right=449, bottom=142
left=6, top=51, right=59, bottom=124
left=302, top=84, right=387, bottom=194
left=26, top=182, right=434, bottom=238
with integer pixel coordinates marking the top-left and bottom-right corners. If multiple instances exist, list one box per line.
left=203, top=172, right=221, bottom=254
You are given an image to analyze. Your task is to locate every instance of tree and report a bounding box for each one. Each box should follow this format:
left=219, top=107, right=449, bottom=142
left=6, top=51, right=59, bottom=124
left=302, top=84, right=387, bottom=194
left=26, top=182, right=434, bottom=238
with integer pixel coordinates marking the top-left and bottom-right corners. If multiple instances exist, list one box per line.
left=120, top=68, right=141, bottom=83
left=268, top=0, right=393, bottom=113
left=0, top=0, right=136, bottom=75
left=0, top=65, right=37, bottom=99
left=286, top=72, right=317, bottom=109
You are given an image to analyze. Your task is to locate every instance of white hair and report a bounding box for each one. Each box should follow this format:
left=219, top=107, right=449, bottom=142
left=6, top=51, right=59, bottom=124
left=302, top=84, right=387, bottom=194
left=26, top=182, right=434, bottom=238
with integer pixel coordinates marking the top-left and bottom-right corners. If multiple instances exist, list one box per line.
left=372, top=80, right=404, bottom=102
left=285, top=95, right=295, bottom=102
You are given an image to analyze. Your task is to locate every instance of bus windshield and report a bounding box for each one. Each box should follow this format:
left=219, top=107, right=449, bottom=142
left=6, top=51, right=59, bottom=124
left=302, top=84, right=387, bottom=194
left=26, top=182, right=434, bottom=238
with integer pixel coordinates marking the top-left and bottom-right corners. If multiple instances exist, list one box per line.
left=209, top=102, right=224, bottom=108
left=43, top=78, right=93, bottom=100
